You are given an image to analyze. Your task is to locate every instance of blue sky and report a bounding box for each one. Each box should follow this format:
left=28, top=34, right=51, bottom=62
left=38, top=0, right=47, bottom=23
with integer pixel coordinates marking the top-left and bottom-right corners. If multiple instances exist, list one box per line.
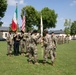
left=2, top=0, right=76, bottom=30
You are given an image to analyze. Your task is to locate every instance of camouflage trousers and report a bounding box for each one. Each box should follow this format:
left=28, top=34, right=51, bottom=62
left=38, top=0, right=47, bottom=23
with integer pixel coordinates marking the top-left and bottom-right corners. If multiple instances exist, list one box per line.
left=26, top=45, right=30, bottom=54
left=7, top=44, right=12, bottom=55
left=20, top=41, right=25, bottom=54
left=52, top=47, right=56, bottom=58
left=28, top=45, right=38, bottom=63
left=43, top=47, right=55, bottom=63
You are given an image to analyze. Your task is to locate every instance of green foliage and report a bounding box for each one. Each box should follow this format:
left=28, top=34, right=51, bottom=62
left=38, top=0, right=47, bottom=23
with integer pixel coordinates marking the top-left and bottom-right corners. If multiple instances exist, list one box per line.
left=0, top=22, right=3, bottom=26
left=41, top=7, right=58, bottom=29
left=0, top=41, right=76, bottom=75
left=64, top=19, right=68, bottom=27
left=64, top=19, right=71, bottom=35
left=64, top=27, right=70, bottom=35
left=64, top=19, right=71, bottom=27
left=21, top=6, right=58, bottom=32
left=0, top=0, right=7, bottom=26
left=70, top=21, right=76, bottom=35
left=21, top=6, right=37, bottom=32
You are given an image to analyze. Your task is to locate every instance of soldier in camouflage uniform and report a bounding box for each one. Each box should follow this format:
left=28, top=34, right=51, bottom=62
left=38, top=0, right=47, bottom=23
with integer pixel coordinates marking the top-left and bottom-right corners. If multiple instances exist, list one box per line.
left=65, top=34, right=70, bottom=43
left=28, top=30, right=40, bottom=64
left=25, top=33, right=33, bottom=60
left=6, top=31, right=13, bottom=56
left=61, top=35, right=65, bottom=44
left=43, top=30, right=54, bottom=65
left=25, top=31, right=31, bottom=56
left=51, top=32, right=57, bottom=60
left=19, top=30, right=25, bottom=55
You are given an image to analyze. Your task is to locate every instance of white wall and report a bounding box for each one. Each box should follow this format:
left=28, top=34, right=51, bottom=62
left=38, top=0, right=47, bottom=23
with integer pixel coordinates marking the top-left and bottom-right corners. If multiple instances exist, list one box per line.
left=3, top=32, right=8, bottom=39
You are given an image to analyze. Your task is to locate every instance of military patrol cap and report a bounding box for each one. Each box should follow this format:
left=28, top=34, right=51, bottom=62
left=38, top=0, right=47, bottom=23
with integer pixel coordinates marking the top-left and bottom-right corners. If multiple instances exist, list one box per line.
left=51, top=32, right=54, bottom=34
left=44, top=29, right=48, bottom=33
left=33, top=30, right=37, bottom=33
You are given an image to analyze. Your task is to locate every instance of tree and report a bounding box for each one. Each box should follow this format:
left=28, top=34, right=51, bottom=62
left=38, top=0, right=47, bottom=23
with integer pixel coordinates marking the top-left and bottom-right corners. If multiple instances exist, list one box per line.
left=40, top=7, right=58, bottom=29
left=21, top=6, right=37, bottom=32
left=64, top=19, right=71, bottom=35
left=64, top=19, right=71, bottom=27
left=70, top=21, right=76, bottom=35
left=64, top=27, right=70, bottom=35
left=21, top=6, right=58, bottom=32
left=0, top=0, right=7, bottom=26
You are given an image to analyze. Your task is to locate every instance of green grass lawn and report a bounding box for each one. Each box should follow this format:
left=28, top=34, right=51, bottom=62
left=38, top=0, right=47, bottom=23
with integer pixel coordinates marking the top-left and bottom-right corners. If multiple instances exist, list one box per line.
left=0, top=40, right=76, bottom=75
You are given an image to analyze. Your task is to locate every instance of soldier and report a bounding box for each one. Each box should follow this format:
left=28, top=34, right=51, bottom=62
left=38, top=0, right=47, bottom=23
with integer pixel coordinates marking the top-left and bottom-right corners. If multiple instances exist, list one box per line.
left=13, top=31, right=20, bottom=55
left=28, top=30, right=40, bottom=64
left=61, top=35, right=65, bottom=44
left=6, top=31, right=13, bottom=56
left=43, top=29, right=54, bottom=65
left=59, top=36, right=62, bottom=44
left=19, top=30, right=25, bottom=55
left=65, top=34, right=70, bottom=43
left=25, top=31, right=31, bottom=56
left=51, top=32, right=57, bottom=60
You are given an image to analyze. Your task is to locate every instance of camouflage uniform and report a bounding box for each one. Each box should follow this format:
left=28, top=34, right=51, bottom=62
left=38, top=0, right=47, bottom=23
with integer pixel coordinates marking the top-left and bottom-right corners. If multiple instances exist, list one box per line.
left=65, top=35, right=69, bottom=43
left=51, top=34, right=57, bottom=59
left=43, top=33, right=53, bottom=63
left=20, top=32, right=25, bottom=55
left=27, top=35, right=34, bottom=62
left=24, top=33, right=31, bottom=56
left=28, top=31, right=40, bottom=64
left=58, top=36, right=62, bottom=44
left=6, top=32, right=13, bottom=56
left=61, top=35, right=65, bottom=44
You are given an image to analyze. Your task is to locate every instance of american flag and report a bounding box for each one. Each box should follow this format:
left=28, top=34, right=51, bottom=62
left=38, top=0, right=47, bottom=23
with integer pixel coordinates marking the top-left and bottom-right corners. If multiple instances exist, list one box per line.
left=22, top=11, right=26, bottom=32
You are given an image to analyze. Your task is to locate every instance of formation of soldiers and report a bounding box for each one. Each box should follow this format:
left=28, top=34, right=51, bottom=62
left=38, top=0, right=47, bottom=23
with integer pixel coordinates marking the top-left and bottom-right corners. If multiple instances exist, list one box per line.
left=7, top=29, right=69, bottom=66
left=56, top=35, right=70, bottom=44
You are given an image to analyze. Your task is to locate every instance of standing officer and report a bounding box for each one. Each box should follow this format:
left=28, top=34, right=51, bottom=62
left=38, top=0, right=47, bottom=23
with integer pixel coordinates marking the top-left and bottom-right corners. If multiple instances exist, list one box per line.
left=28, top=30, right=40, bottom=64
left=66, top=34, right=70, bottom=43
left=25, top=31, right=31, bottom=56
left=43, top=29, right=54, bottom=65
left=51, top=32, right=57, bottom=61
left=6, top=31, right=13, bottom=56
left=19, top=30, right=25, bottom=55
left=13, top=31, right=20, bottom=55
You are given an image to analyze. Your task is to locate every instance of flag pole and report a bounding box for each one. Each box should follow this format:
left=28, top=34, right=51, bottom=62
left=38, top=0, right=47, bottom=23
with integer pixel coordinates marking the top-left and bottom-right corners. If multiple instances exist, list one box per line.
left=40, top=13, right=43, bottom=57
left=40, top=13, right=43, bottom=41
left=24, top=9, right=26, bottom=32
left=21, top=10, right=26, bottom=33
left=16, top=3, right=18, bottom=31
left=11, top=3, right=18, bottom=32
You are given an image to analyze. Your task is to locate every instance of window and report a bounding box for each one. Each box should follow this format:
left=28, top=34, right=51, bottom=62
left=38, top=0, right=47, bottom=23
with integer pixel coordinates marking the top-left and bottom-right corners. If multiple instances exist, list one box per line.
left=5, top=33, right=7, bottom=37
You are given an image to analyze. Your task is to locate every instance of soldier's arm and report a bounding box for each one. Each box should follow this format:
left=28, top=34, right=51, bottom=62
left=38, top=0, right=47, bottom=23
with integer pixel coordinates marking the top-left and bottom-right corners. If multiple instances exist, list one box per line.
left=6, top=37, right=10, bottom=42
left=54, top=36, right=57, bottom=47
left=43, top=38, right=48, bottom=45
left=13, top=35, right=16, bottom=38
left=35, top=34, right=41, bottom=43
